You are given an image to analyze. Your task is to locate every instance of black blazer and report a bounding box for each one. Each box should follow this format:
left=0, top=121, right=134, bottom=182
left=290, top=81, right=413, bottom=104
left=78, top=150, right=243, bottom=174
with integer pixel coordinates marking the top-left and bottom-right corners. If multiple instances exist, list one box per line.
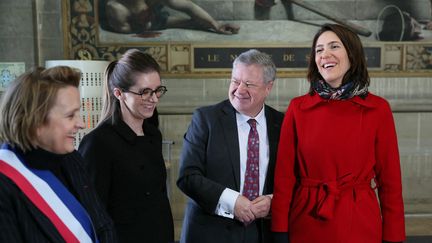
left=0, top=151, right=117, bottom=243
left=177, top=100, right=284, bottom=243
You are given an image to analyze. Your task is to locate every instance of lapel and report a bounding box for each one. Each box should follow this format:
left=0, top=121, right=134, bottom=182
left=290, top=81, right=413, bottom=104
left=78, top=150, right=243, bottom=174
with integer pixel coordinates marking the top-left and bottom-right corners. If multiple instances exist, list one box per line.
left=265, top=105, right=278, bottom=157
left=262, top=105, right=281, bottom=194
left=219, top=101, right=241, bottom=191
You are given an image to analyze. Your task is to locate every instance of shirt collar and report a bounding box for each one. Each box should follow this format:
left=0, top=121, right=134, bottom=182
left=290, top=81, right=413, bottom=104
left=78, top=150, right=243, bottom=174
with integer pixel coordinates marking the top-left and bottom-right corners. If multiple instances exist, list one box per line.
left=236, top=105, right=266, bottom=126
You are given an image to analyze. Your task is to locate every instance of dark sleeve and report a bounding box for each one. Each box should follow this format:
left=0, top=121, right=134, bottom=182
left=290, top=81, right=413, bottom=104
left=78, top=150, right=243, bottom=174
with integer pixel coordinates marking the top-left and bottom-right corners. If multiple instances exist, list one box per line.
left=66, top=152, right=118, bottom=243
left=0, top=176, right=24, bottom=243
left=176, top=108, right=226, bottom=214
left=78, top=131, right=112, bottom=206
left=273, top=232, right=289, bottom=243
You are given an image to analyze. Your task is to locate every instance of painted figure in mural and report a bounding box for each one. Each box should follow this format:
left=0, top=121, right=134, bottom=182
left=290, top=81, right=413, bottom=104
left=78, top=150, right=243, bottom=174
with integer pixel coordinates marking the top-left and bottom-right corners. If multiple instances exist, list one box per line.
left=255, top=0, right=432, bottom=41
left=177, top=49, right=284, bottom=243
left=254, top=0, right=372, bottom=37
left=99, top=0, right=240, bottom=35
left=254, top=0, right=279, bottom=20
left=378, top=0, right=432, bottom=33
left=0, top=66, right=117, bottom=242
left=78, top=49, right=174, bottom=243
left=377, top=10, right=423, bottom=41
left=271, top=23, right=406, bottom=243
left=376, top=0, right=432, bottom=41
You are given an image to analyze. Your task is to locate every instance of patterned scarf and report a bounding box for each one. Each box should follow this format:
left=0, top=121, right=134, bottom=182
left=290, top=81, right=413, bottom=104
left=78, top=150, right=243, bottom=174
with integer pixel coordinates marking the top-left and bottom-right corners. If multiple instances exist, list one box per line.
left=312, top=80, right=368, bottom=100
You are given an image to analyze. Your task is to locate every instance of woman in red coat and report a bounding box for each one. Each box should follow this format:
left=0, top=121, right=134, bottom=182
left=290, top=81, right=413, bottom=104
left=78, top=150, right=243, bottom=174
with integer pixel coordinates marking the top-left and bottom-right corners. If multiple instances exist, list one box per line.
left=271, top=24, right=405, bottom=243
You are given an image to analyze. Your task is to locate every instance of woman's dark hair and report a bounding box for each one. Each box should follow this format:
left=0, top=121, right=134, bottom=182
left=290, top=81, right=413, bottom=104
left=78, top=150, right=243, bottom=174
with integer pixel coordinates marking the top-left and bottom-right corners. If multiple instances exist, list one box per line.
left=306, top=23, right=370, bottom=94
left=100, top=49, right=161, bottom=123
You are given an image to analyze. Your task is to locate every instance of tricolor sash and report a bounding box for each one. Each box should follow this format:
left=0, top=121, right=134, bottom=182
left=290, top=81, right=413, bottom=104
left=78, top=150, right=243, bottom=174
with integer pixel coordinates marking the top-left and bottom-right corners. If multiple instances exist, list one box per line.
left=0, top=144, right=97, bottom=243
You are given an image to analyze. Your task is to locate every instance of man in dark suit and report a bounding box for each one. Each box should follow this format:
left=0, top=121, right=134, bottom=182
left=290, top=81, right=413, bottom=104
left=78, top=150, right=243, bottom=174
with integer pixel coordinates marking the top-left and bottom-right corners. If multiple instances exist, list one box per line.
left=177, top=49, right=284, bottom=243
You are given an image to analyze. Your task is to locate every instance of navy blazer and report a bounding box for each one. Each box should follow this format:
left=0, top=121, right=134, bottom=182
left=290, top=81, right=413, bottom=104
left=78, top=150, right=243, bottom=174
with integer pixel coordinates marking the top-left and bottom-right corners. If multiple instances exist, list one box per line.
left=177, top=100, right=284, bottom=243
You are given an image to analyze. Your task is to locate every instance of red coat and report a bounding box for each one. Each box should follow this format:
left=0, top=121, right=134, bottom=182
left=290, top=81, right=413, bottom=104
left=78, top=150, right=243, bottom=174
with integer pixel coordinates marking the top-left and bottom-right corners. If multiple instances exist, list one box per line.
left=271, top=93, right=405, bottom=243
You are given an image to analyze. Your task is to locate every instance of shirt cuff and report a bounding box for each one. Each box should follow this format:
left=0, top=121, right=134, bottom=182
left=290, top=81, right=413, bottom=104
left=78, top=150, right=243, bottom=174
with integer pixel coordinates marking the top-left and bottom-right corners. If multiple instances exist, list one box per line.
left=215, top=188, right=240, bottom=219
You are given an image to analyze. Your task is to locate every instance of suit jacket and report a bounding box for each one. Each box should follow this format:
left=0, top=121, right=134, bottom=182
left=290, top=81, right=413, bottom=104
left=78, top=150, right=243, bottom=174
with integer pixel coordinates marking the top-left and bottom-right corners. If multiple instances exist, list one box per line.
left=0, top=150, right=117, bottom=243
left=177, top=100, right=284, bottom=243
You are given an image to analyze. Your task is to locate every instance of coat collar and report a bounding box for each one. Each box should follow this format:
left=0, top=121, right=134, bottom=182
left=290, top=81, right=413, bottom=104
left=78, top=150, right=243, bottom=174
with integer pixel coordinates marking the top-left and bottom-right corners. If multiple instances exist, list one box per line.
left=300, top=92, right=377, bottom=110
left=108, top=109, right=157, bottom=145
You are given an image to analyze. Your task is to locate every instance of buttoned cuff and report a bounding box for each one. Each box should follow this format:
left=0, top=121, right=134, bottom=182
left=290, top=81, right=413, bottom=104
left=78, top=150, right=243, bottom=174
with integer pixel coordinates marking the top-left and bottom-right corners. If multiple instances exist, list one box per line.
left=215, top=188, right=240, bottom=219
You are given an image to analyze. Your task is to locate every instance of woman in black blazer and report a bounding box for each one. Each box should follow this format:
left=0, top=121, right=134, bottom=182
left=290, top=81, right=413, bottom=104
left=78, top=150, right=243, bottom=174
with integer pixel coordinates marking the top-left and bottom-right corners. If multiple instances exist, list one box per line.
left=79, top=49, right=174, bottom=243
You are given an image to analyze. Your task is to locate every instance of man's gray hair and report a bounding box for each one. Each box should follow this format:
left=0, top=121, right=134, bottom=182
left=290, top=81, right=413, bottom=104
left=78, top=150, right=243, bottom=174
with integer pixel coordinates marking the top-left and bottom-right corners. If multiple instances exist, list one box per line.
left=233, top=49, right=276, bottom=84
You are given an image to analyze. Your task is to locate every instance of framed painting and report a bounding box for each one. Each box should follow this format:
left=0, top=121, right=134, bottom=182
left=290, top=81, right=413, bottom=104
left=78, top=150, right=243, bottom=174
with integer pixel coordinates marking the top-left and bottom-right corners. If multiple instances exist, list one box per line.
left=64, top=0, right=432, bottom=77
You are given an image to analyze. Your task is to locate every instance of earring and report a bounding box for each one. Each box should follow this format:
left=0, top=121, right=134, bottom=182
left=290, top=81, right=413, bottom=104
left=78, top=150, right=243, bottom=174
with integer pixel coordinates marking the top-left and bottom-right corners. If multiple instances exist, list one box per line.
left=113, top=88, right=122, bottom=100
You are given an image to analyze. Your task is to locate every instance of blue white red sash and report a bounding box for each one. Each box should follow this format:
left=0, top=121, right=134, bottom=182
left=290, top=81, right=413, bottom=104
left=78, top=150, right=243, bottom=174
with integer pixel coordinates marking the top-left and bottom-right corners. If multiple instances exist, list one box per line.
left=0, top=144, right=97, bottom=243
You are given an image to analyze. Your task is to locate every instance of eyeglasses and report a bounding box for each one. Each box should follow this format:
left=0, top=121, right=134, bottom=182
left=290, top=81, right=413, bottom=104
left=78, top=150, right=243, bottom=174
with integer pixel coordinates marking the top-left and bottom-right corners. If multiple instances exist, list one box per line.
left=230, top=79, right=261, bottom=89
left=122, top=86, right=167, bottom=99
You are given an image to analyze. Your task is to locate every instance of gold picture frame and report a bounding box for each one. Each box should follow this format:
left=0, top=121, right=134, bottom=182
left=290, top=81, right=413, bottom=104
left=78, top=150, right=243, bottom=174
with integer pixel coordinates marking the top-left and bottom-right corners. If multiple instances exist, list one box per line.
left=64, top=0, right=432, bottom=77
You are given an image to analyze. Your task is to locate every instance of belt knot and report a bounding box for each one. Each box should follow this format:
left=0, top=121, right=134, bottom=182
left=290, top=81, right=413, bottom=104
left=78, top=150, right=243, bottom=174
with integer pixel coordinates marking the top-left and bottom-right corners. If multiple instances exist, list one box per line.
left=300, top=173, right=373, bottom=220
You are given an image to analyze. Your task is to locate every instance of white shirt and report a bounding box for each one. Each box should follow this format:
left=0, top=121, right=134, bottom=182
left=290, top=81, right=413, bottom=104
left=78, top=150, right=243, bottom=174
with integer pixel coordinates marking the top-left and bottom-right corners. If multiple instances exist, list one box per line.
left=215, top=107, right=270, bottom=219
